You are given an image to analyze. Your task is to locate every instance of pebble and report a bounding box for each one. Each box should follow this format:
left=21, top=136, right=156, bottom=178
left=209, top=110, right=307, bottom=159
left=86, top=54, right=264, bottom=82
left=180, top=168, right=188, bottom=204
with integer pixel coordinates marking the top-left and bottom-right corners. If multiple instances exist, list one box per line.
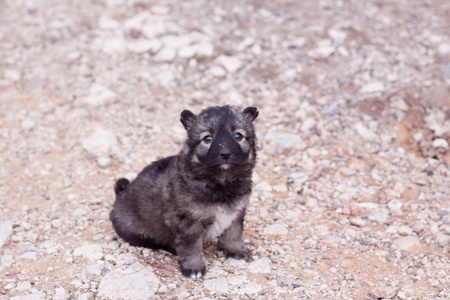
left=154, top=47, right=177, bottom=62
left=263, top=223, right=289, bottom=235
left=243, top=281, right=263, bottom=294
left=1, top=254, right=15, bottom=267
left=288, top=172, right=308, bottom=184
left=216, top=55, right=242, bottom=73
left=126, top=39, right=162, bottom=54
left=432, top=138, right=449, bottom=149
left=196, top=42, right=214, bottom=58
left=21, top=119, right=36, bottom=130
left=339, top=167, right=356, bottom=176
left=388, top=199, right=403, bottom=216
left=264, top=130, right=306, bottom=150
left=73, top=244, right=104, bottom=261
left=209, top=66, right=227, bottom=77
left=82, top=264, right=103, bottom=278
left=393, top=236, right=422, bottom=252
left=19, top=252, right=38, bottom=260
left=178, top=45, right=198, bottom=59
left=82, top=84, right=116, bottom=107
left=349, top=218, right=366, bottom=227
left=0, top=221, right=13, bottom=248
left=15, top=281, right=32, bottom=293
left=9, top=292, right=46, bottom=300
left=78, top=292, right=94, bottom=300
left=82, top=129, right=117, bottom=156
left=204, top=277, right=229, bottom=294
left=97, top=263, right=160, bottom=300
left=248, top=258, right=272, bottom=274
left=53, top=287, right=67, bottom=300
left=437, top=43, right=450, bottom=55
left=307, top=46, right=335, bottom=59
left=97, top=156, right=111, bottom=168
left=360, top=81, right=385, bottom=93
left=101, top=36, right=126, bottom=55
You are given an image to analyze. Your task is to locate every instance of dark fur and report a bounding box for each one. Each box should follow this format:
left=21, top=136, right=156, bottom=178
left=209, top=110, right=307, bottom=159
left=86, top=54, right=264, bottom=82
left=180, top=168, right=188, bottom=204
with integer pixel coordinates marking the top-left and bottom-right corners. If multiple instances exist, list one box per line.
left=110, top=106, right=258, bottom=278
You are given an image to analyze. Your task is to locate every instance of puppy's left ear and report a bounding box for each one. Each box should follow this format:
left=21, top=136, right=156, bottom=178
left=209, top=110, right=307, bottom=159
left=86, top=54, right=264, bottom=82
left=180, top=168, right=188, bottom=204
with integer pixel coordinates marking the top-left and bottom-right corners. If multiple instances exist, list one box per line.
left=180, top=110, right=196, bottom=130
left=243, top=107, right=259, bottom=122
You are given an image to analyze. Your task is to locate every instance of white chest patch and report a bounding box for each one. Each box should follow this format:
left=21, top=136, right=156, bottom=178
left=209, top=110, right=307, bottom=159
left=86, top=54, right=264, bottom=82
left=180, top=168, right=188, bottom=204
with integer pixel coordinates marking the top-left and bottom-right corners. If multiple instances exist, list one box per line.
left=205, top=207, right=239, bottom=240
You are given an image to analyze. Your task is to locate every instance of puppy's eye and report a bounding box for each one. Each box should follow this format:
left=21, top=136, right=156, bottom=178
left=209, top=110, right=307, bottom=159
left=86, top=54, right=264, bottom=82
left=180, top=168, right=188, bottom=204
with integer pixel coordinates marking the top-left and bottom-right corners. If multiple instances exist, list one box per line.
left=203, top=135, right=213, bottom=143
left=234, top=132, right=243, bottom=141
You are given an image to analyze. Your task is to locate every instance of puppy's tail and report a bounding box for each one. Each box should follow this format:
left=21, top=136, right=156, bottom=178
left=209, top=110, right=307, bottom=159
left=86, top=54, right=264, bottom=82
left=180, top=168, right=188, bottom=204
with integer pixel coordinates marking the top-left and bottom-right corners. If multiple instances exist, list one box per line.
left=114, top=178, right=130, bottom=195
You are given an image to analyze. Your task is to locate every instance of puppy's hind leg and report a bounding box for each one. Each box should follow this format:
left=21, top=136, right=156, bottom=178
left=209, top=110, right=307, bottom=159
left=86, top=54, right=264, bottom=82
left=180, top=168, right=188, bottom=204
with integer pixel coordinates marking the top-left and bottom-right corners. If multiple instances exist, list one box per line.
left=110, top=210, right=176, bottom=254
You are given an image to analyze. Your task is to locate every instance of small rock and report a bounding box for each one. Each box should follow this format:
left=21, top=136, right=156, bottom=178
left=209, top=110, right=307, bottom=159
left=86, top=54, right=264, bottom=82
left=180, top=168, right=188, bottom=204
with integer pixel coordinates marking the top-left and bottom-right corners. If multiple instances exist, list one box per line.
left=19, top=252, right=38, bottom=260
left=438, top=43, right=450, bottom=55
left=263, top=223, right=288, bottom=235
left=388, top=199, right=403, bottom=216
left=432, top=138, right=449, bottom=149
left=0, top=221, right=13, bottom=248
left=73, top=244, right=104, bottom=261
left=204, top=277, right=228, bottom=294
left=307, top=46, right=335, bottom=59
left=372, top=286, right=397, bottom=299
left=53, top=287, right=67, bottom=300
left=127, top=39, right=162, bottom=54
left=97, top=263, right=160, bottom=299
left=264, top=130, right=306, bottom=150
left=21, top=119, right=36, bottom=130
left=78, top=292, right=94, bottom=300
left=226, top=258, right=247, bottom=267
left=196, top=42, right=214, bottom=58
left=360, top=81, right=385, bottom=93
left=98, top=16, right=120, bottom=29
left=323, top=235, right=343, bottom=247
left=288, top=172, right=308, bottom=184
left=328, top=29, right=347, bottom=42
left=398, top=226, right=413, bottom=236
left=372, top=211, right=389, bottom=224
left=15, top=281, right=32, bottom=293
left=9, top=292, right=46, bottom=300
left=178, top=45, right=198, bottom=59
left=82, top=129, right=117, bottom=156
left=248, top=258, right=272, bottom=274
left=339, top=167, right=356, bottom=176
left=82, top=84, right=116, bottom=107
left=228, top=275, right=247, bottom=285
left=1, top=254, right=15, bottom=267
left=154, top=47, right=176, bottom=62
left=216, top=55, right=242, bottom=73
left=101, top=36, right=126, bottom=55
left=390, top=97, right=409, bottom=111
left=82, top=264, right=103, bottom=278
left=243, top=282, right=263, bottom=295
left=209, top=66, right=226, bottom=77
left=97, top=156, right=111, bottom=168
left=349, top=218, right=366, bottom=227
left=393, top=236, right=422, bottom=252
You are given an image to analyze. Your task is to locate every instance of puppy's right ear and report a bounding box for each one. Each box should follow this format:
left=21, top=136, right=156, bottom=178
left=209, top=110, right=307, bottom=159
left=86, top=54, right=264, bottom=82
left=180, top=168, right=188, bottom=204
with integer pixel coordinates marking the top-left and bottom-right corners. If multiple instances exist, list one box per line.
left=180, top=110, right=196, bottom=130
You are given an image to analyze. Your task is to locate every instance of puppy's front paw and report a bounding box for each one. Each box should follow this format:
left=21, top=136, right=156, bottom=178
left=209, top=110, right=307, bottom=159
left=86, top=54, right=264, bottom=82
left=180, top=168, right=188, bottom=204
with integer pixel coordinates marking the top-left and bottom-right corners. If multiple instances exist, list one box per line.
left=180, top=263, right=206, bottom=279
left=225, top=247, right=252, bottom=262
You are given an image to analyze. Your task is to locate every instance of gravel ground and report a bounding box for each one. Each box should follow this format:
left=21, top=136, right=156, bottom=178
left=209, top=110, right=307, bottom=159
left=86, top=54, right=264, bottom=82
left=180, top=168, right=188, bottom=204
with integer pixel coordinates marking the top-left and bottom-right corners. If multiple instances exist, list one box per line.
left=1, top=0, right=449, bottom=299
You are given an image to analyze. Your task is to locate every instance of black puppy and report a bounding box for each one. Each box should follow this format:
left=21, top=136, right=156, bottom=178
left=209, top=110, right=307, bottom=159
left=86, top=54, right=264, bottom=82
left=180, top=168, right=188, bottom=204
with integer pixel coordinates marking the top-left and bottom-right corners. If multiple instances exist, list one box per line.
left=110, top=105, right=259, bottom=278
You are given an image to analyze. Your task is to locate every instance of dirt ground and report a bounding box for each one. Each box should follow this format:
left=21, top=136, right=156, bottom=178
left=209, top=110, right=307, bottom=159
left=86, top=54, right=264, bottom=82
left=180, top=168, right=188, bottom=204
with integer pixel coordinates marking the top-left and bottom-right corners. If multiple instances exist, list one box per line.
left=0, top=0, right=449, bottom=299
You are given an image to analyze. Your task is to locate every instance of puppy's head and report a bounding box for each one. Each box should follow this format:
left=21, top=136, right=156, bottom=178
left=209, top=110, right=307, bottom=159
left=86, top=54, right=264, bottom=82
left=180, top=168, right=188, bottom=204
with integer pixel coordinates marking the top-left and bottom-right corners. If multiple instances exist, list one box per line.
left=180, top=106, right=258, bottom=179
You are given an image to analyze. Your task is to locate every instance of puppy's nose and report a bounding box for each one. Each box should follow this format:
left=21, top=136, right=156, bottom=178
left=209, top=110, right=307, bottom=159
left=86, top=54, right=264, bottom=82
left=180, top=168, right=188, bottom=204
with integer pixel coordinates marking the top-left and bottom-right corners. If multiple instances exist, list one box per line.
left=220, top=149, right=231, bottom=160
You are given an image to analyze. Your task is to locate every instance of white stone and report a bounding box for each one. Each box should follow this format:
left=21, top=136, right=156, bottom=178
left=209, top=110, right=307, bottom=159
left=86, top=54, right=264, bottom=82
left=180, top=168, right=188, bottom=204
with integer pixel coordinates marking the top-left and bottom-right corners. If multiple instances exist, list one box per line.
left=15, top=281, right=32, bottom=293
left=263, top=224, right=288, bottom=235
left=339, top=167, right=356, bottom=176
left=229, top=275, right=247, bottom=285
left=97, top=263, right=160, bottom=300
left=388, top=199, right=403, bottom=216
left=432, top=138, right=449, bottom=149
left=0, top=221, right=13, bottom=248
left=243, top=281, right=262, bottom=294
left=97, top=156, right=111, bottom=168
left=9, top=292, right=46, bottom=300
left=390, top=97, right=409, bottom=111
left=21, top=119, right=36, bottom=130
left=73, top=244, right=104, bottom=261
left=361, top=81, right=385, bottom=93
left=83, top=264, right=103, bottom=277
left=204, top=277, right=228, bottom=294
left=156, top=69, right=175, bottom=86
left=398, top=226, right=413, bottom=236
left=264, top=130, right=306, bottom=150
left=328, top=29, right=347, bottom=42
left=210, top=66, right=226, bottom=77
left=78, top=292, right=94, bottom=300
left=196, top=42, right=214, bottom=58
left=98, top=16, right=120, bottom=29
left=288, top=172, right=308, bottom=184
left=19, top=252, right=37, bottom=260
left=101, top=36, right=126, bottom=55
left=1, top=254, right=15, bottom=267
left=127, top=39, right=162, bottom=54
left=151, top=5, right=170, bottom=15
left=438, top=43, right=450, bottom=55
left=155, top=47, right=176, bottom=62
left=82, top=129, right=117, bottom=155
left=248, top=258, right=272, bottom=274
left=178, top=45, right=198, bottom=59
left=53, top=287, right=68, bottom=300
left=307, top=46, right=335, bottom=59
left=393, top=236, right=422, bottom=252
left=349, top=218, right=366, bottom=227
left=216, top=55, right=242, bottom=73
left=82, top=84, right=116, bottom=106
left=226, top=258, right=246, bottom=267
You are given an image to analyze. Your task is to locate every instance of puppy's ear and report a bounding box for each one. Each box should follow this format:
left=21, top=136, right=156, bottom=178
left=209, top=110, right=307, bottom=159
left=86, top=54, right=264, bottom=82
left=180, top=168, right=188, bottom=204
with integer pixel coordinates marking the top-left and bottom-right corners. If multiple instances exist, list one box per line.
left=243, top=107, right=259, bottom=122
left=180, top=110, right=196, bottom=130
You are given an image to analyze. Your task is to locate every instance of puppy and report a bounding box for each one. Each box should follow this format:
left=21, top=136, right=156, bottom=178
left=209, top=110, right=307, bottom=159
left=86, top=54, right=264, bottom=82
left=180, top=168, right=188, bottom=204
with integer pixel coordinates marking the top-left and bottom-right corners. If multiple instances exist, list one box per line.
left=110, top=105, right=259, bottom=278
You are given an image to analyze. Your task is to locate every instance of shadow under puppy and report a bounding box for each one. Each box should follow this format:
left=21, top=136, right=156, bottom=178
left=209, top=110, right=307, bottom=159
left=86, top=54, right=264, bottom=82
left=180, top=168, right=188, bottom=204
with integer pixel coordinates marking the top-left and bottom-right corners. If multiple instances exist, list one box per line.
left=110, top=105, right=259, bottom=278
